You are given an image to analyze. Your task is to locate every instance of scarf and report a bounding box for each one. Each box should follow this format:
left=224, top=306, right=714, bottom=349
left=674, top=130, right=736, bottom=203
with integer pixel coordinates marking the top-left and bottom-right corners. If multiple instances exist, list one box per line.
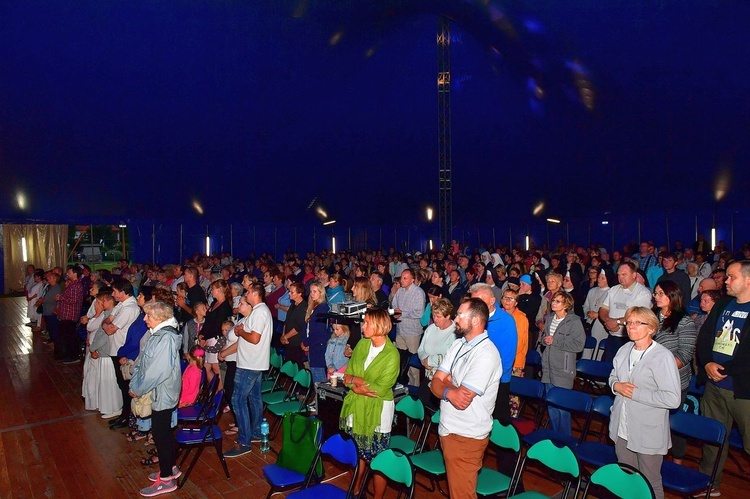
left=339, top=338, right=400, bottom=450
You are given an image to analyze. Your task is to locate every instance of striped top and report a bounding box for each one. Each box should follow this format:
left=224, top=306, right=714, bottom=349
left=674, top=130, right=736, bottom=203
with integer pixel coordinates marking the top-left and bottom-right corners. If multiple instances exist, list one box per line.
left=653, top=314, right=697, bottom=390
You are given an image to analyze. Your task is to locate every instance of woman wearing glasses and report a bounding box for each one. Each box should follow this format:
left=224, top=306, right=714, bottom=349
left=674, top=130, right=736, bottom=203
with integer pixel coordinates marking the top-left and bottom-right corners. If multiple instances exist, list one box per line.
left=609, top=306, right=681, bottom=499
left=540, top=290, right=586, bottom=436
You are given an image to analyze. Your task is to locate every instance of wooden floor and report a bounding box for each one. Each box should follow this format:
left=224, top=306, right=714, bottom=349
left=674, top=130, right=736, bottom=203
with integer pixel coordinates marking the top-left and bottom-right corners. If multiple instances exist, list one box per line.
left=0, top=295, right=747, bottom=498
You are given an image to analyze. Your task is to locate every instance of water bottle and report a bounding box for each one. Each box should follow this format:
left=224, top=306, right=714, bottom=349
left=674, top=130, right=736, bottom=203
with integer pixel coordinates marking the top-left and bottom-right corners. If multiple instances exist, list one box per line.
left=260, top=418, right=270, bottom=454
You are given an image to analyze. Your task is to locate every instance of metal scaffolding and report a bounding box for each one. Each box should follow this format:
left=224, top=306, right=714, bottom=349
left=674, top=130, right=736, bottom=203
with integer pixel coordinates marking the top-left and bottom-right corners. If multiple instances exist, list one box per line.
left=437, top=18, right=453, bottom=250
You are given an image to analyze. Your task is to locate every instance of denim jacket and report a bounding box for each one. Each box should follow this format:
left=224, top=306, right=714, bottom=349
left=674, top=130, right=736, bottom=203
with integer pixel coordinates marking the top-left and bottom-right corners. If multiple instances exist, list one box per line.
left=130, top=319, right=182, bottom=411
left=325, top=333, right=350, bottom=372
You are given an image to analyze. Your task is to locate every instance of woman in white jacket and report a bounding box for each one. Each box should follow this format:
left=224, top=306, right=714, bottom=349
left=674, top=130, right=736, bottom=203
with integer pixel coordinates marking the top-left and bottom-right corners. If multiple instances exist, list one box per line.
left=609, top=306, right=681, bottom=499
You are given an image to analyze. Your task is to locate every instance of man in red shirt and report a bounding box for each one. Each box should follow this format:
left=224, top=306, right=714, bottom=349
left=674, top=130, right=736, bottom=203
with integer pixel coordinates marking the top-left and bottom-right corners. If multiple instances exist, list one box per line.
left=56, top=266, right=84, bottom=364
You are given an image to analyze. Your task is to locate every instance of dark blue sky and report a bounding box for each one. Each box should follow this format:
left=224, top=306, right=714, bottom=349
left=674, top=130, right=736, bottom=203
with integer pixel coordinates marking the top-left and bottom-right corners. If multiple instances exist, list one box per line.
left=2, top=0, right=748, bottom=226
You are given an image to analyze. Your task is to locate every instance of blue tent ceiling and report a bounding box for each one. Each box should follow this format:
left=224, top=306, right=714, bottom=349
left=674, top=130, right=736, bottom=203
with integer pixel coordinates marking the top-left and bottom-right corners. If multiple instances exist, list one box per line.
left=2, top=0, right=748, bottom=226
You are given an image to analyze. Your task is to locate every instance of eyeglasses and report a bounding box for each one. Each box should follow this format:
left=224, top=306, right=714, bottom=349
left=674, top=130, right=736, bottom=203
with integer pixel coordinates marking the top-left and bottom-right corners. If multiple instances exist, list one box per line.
left=653, top=291, right=665, bottom=297
left=625, top=320, right=649, bottom=327
left=501, top=296, right=516, bottom=301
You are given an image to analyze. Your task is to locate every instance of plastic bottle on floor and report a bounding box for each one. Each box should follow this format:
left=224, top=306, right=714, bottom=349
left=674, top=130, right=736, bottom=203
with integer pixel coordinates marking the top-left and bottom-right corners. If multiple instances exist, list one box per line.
left=260, top=418, right=270, bottom=454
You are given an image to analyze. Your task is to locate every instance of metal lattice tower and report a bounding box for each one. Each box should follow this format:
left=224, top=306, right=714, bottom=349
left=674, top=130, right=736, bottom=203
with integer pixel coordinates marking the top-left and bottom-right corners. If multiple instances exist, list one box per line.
left=437, top=18, right=453, bottom=250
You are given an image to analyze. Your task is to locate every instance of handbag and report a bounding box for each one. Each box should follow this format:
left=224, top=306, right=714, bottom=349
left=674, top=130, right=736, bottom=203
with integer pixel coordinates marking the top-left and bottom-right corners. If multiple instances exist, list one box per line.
left=120, top=360, right=135, bottom=381
left=275, top=413, right=323, bottom=476
left=131, top=390, right=153, bottom=418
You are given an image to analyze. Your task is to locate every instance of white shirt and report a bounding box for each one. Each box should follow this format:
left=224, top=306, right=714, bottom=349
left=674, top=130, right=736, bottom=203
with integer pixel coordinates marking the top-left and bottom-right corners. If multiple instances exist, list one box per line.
left=437, top=332, right=502, bottom=439
left=600, top=282, right=653, bottom=337
left=107, top=296, right=140, bottom=355
left=237, top=302, right=272, bottom=370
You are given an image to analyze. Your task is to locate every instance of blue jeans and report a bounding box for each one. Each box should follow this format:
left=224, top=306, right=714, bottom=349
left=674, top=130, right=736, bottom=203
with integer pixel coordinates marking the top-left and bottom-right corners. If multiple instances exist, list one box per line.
left=232, top=368, right=264, bottom=447
left=545, top=383, right=572, bottom=436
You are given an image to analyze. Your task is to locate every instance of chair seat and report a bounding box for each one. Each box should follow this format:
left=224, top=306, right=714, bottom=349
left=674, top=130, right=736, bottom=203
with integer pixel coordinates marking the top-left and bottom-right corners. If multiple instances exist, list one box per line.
left=476, top=467, right=511, bottom=496
left=508, top=492, right=552, bottom=498
left=261, top=380, right=275, bottom=394
left=661, top=460, right=711, bottom=493
left=262, top=463, right=307, bottom=488
left=575, top=441, right=617, bottom=468
left=287, top=483, right=348, bottom=499
left=389, top=435, right=417, bottom=455
left=410, top=449, right=446, bottom=475
left=267, top=400, right=304, bottom=417
left=262, top=391, right=289, bottom=405
left=176, top=425, right=222, bottom=445
left=177, top=404, right=204, bottom=421
left=522, top=429, right=578, bottom=450
left=512, top=418, right=537, bottom=436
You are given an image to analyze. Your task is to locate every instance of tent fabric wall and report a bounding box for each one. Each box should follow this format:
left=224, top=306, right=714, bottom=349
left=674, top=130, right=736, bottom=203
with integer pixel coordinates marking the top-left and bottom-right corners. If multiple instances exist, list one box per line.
left=2, top=224, right=68, bottom=293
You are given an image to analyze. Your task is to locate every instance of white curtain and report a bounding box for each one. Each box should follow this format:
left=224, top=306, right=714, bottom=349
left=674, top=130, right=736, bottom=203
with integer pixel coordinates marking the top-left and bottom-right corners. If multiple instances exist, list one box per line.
left=3, top=224, right=68, bottom=293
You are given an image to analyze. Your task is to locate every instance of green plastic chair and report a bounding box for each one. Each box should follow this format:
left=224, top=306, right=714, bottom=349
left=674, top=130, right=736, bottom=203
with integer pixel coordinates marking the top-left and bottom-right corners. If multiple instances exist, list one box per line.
left=366, top=448, right=415, bottom=499
left=508, top=439, right=581, bottom=498
left=390, top=396, right=428, bottom=455
left=261, top=349, right=285, bottom=394
left=262, top=361, right=300, bottom=405
left=476, top=420, right=522, bottom=497
left=266, top=369, right=313, bottom=439
left=409, top=410, right=448, bottom=495
left=583, top=463, right=655, bottom=499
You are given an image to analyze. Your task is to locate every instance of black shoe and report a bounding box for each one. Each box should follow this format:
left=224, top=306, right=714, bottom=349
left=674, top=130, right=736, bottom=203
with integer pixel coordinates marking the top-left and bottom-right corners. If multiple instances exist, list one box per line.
left=109, top=415, right=127, bottom=427
left=109, top=420, right=129, bottom=430
left=62, top=358, right=81, bottom=364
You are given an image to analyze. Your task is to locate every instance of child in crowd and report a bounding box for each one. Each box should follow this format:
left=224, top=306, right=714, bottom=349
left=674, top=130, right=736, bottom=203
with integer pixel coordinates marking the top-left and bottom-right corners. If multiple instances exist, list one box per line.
left=179, top=345, right=205, bottom=407
left=182, top=302, right=207, bottom=357
left=201, top=320, right=231, bottom=388
left=174, top=282, right=190, bottom=327
left=325, top=323, right=351, bottom=379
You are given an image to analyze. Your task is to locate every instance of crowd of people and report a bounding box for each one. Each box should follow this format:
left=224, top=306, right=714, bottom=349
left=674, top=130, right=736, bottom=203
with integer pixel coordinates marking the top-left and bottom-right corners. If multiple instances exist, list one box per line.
left=20, top=235, right=750, bottom=498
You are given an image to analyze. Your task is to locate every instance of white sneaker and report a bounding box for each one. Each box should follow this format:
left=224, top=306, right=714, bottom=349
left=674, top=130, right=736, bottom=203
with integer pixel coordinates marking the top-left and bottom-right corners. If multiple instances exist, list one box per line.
left=101, top=410, right=122, bottom=419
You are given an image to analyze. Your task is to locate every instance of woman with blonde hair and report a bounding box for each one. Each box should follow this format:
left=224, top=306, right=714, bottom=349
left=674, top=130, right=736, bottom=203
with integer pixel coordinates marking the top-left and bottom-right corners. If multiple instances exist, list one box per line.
left=303, top=281, right=330, bottom=387
left=609, top=307, right=681, bottom=499
left=341, top=308, right=400, bottom=498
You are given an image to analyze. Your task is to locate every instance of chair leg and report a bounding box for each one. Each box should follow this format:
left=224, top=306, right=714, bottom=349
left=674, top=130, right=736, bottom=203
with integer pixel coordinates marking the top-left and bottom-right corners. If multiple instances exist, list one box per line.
left=214, top=438, right=230, bottom=478
left=179, top=445, right=206, bottom=488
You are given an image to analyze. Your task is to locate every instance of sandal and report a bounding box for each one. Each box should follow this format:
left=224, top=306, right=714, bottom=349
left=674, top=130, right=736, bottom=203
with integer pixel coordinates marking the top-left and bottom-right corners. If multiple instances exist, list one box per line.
left=140, top=456, right=159, bottom=466
left=126, top=431, right=149, bottom=442
left=146, top=448, right=159, bottom=457
left=144, top=436, right=155, bottom=446
left=224, top=428, right=238, bottom=436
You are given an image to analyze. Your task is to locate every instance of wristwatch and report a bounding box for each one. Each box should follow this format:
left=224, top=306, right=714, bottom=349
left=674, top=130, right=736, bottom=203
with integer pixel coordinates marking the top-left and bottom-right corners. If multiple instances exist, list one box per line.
left=616, top=319, right=622, bottom=326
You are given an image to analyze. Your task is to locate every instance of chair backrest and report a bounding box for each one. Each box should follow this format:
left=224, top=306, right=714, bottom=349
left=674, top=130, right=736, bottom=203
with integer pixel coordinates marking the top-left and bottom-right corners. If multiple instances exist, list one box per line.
left=592, top=395, right=613, bottom=418
left=669, top=411, right=727, bottom=445
left=206, top=388, right=225, bottom=420
left=270, top=349, right=284, bottom=370
left=320, top=433, right=359, bottom=468
left=395, top=396, right=425, bottom=421
left=546, top=387, right=594, bottom=413
left=526, top=349, right=542, bottom=366
left=510, top=376, right=545, bottom=400
left=293, top=368, right=312, bottom=388
left=587, top=462, right=655, bottom=499
left=431, top=410, right=441, bottom=424
left=576, top=359, right=612, bottom=378
left=370, top=449, right=414, bottom=488
left=489, top=419, right=520, bottom=453
left=584, top=335, right=597, bottom=351
left=281, top=360, right=300, bottom=378
left=526, top=439, right=579, bottom=477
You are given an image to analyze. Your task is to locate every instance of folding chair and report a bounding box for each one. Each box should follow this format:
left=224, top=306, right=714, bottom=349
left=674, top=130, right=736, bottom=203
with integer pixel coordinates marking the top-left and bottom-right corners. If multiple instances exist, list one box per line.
left=176, top=389, right=229, bottom=488
left=410, top=410, right=448, bottom=496
left=582, top=335, right=597, bottom=360
left=265, top=369, right=313, bottom=439
left=575, top=395, right=617, bottom=469
left=508, top=439, right=581, bottom=498
left=522, top=387, right=593, bottom=450
left=525, top=350, right=542, bottom=380
left=287, top=433, right=359, bottom=499
left=660, top=411, right=727, bottom=498
left=476, top=420, right=522, bottom=497
left=509, top=377, right=545, bottom=436
left=390, top=396, right=429, bottom=455
left=726, top=426, right=750, bottom=478
left=575, top=359, right=612, bottom=395
left=582, top=462, right=655, bottom=499
left=262, top=349, right=285, bottom=394
left=262, top=360, right=300, bottom=406
left=363, top=449, right=415, bottom=499
left=262, top=413, right=323, bottom=499
left=177, top=374, right=218, bottom=423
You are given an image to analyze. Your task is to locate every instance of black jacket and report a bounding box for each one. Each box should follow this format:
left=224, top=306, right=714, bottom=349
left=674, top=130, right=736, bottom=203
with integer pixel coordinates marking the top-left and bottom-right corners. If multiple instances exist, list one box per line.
left=696, top=296, right=750, bottom=399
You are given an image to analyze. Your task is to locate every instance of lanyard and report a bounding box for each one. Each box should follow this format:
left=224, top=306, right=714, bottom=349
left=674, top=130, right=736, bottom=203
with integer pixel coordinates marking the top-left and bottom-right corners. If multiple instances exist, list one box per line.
left=449, top=337, right=488, bottom=378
